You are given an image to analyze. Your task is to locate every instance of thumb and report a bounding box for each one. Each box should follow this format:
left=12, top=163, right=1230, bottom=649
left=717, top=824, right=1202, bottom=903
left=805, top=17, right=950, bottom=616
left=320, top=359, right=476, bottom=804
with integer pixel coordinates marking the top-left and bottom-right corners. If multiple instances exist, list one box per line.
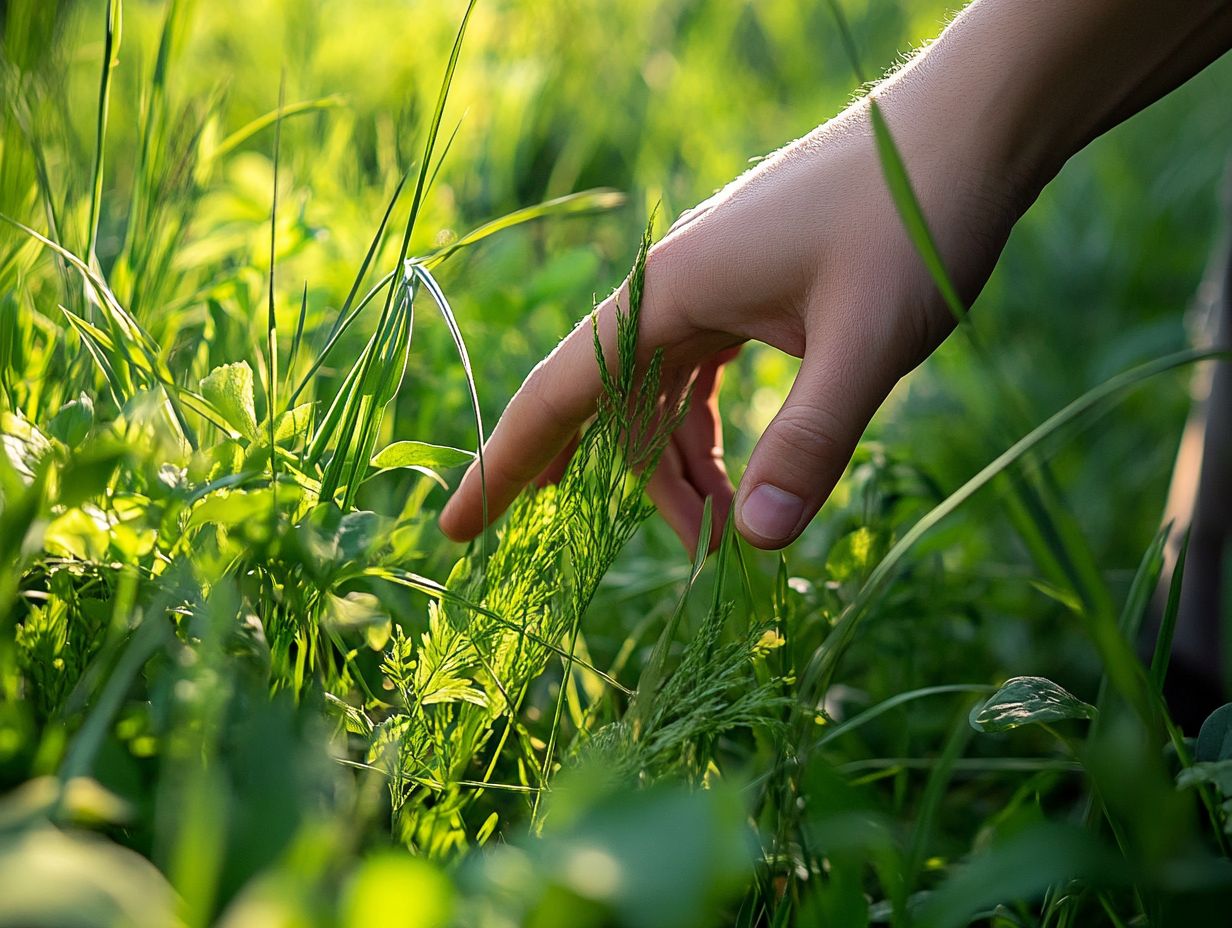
left=734, top=345, right=892, bottom=549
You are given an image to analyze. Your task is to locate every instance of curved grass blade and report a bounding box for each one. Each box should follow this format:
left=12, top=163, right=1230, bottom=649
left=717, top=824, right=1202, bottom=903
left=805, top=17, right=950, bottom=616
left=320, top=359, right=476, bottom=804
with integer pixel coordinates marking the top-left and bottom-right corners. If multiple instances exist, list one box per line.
left=815, top=684, right=996, bottom=750
left=289, top=172, right=407, bottom=404
left=203, top=95, right=346, bottom=169
left=407, top=262, right=487, bottom=541
left=317, top=0, right=476, bottom=505
left=419, top=188, right=627, bottom=270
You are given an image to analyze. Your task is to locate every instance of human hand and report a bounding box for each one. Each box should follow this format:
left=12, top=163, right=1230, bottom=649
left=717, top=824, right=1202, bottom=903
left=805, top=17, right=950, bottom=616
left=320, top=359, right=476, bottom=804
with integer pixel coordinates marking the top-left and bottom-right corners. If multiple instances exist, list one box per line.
left=440, top=86, right=1024, bottom=551
left=438, top=0, right=1232, bottom=552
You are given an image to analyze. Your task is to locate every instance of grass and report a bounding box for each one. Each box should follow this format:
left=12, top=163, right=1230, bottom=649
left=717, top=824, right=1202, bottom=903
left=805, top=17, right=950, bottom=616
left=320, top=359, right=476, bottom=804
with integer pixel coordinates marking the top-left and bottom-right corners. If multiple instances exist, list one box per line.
left=3, top=1, right=1232, bottom=926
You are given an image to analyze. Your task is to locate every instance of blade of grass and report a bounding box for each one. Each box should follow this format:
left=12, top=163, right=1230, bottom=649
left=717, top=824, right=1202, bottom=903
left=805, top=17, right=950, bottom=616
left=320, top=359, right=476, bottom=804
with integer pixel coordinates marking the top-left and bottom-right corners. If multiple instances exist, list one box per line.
left=1150, top=529, right=1190, bottom=691
left=627, top=497, right=714, bottom=730
left=4, top=214, right=200, bottom=448
left=408, top=262, right=486, bottom=545
left=86, top=0, right=122, bottom=269
left=815, top=684, right=997, bottom=750
left=419, top=189, right=627, bottom=270
left=905, top=709, right=973, bottom=892
left=285, top=281, right=308, bottom=397
left=59, top=306, right=233, bottom=435
left=202, top=95, right=346, bottom=169
left=289, top=171, right=407, bottom=404
left=317, top=0, right=476, bottom=504
left=266, top=77, right=284, bottom=490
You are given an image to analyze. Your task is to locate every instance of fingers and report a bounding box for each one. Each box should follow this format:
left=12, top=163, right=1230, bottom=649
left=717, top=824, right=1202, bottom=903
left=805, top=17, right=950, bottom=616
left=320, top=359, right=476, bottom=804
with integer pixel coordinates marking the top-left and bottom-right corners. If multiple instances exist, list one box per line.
left=646, top=399, right=733, bottom=552
left=439, top=265, right=697, bottom=542
left=672, top=355, right=735, bottom=547
left=533, top=431, right=579, bottom=489
left=646, top=442, right=711, bottom=552
left=438, top=309, right=609, bottom=541
left=528, top=352, right=736, bottom=553
left=734, top=335, right=893, bottom=549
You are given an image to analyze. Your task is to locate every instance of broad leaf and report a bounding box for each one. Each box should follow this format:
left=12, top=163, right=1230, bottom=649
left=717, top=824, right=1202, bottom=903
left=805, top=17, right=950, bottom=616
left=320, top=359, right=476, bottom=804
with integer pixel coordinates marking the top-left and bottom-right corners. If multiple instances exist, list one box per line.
left=47, top=394, right=94, bottom=447
left=274, top=402, right=314, bottom=444
left=1, top=411, right=51, bottom=480
left=969, top=676, right=1096, bottom=733
left=1177, top=760, right=1232, bottom=795
left=200, top=361, right=258, bottom=440
left=370, top=440, right=472, bottom=471
left=1197, top=703, right=1232, bottom=762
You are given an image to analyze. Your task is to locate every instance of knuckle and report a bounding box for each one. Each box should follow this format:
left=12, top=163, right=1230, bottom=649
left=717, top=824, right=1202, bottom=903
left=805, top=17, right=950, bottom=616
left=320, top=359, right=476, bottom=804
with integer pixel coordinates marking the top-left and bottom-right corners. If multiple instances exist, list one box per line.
left=486, top=447, right=537, bottom=486
left=523, top=377, right=567, bottom=425
left=770, top=406, right=848, bottom=467
left=645, top=240, right=703, bottom=341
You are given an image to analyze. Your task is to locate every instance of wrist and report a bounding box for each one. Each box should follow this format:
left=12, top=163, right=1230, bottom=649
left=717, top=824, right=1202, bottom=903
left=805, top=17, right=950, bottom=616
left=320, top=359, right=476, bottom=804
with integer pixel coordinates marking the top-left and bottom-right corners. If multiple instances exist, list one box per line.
left=871, top=0, right=1232, bottom=220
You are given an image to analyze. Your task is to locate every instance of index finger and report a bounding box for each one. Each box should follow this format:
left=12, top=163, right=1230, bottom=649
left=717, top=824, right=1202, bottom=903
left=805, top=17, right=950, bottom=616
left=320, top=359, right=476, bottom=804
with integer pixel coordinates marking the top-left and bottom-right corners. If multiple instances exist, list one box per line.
left=438, top=295, right=620, bottom=542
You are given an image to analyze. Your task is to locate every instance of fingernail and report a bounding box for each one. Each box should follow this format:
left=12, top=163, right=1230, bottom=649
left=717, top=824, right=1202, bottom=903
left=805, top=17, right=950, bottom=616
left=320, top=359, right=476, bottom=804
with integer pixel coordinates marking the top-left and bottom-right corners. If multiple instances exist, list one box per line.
left=740, top=484, right=803, bottom=543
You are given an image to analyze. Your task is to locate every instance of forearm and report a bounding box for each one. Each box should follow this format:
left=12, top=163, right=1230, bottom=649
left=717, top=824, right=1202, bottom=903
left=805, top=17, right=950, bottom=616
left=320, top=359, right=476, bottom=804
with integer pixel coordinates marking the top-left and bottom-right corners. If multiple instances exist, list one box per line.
left=875, top=0, right=1232, bottom=204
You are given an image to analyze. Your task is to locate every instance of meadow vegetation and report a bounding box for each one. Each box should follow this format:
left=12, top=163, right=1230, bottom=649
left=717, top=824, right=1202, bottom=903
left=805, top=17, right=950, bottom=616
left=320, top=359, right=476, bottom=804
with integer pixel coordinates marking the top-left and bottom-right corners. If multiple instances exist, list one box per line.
left=3, top=1, right=1232, bottom=925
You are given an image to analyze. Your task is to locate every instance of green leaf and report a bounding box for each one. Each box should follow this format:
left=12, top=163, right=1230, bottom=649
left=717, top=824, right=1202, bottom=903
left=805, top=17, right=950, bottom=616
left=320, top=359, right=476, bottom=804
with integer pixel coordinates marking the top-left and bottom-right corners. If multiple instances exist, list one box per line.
left=370, top=440, right=473, bottom=471
left=274, top=401, right=314, bottom=444
left=1197, top=704, right=1232, bottom=762
left=969, top=676, right=1096, bottom=733
left=1, top=411, right=51, bottom=480
left=58, top=440, right=125, bottom=508
left=187, top=486, right=300, bottom=531
left=47, top=394, right=94, bottom=447
left=420, top=188, right=626, bottom=270
left=43, top=507, right=111, bottom=561
left=825, top=525, right=881, bottom=584
left=200, top=361, right=258, bottom=440
left=1177, top=760, right=1232, bottom=795
left=421, top=678, right=488, bottom=708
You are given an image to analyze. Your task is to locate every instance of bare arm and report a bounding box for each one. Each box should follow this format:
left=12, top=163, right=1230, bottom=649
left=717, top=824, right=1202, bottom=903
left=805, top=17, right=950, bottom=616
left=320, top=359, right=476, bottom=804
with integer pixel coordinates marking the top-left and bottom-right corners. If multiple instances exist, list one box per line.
left=441, top=0, right=1232, bottom=551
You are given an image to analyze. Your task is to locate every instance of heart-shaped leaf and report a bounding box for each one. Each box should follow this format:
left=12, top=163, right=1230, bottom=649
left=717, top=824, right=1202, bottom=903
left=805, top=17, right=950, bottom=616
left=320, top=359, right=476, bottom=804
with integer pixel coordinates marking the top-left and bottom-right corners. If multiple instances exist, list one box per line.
left=969, top=676, right=1096, bottom=733
left=370, top=440, right=473, bottom=470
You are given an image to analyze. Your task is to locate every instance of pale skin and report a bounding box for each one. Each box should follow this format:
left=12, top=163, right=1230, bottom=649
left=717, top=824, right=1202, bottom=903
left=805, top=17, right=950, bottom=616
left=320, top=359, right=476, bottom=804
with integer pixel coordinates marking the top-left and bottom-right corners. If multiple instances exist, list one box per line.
left=441, top=0, right=1232, bottom=553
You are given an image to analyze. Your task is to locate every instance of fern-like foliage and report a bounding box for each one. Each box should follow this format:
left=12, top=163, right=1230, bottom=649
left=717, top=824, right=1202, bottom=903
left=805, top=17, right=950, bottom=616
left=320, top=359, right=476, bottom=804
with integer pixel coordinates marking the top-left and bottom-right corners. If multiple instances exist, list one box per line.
left=372, top=222, right=695, bottom=844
